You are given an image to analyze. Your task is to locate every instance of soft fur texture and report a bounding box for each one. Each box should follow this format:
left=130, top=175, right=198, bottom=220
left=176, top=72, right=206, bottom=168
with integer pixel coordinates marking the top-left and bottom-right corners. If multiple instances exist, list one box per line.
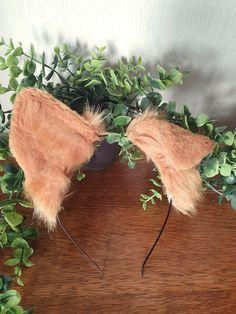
left=9, top=88, right=105, bottom=230
left=126, top=110, right=215, bottom=215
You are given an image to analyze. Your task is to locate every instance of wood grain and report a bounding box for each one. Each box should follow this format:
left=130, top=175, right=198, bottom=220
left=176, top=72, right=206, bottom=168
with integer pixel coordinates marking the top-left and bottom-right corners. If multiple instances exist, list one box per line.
left=2, top=160, right=236, bottom=313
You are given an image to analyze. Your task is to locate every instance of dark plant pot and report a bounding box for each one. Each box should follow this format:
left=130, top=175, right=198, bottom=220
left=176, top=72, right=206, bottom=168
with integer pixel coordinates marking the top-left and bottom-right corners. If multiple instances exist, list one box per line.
left=86, top=140, right=120, bottom=171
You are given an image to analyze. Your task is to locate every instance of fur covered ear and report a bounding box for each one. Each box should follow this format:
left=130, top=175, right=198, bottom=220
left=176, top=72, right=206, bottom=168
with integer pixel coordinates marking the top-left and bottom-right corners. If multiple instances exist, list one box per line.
left=9, top=88, right=105, bottom=230
left=126, top=110, right=215, bottom=215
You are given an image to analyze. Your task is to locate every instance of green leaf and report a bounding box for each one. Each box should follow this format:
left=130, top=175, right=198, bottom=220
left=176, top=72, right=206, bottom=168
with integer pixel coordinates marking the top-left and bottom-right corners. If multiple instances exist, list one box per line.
left=150, top=178, right=162, bottom=187
left=4, top=258, right=20, bottom=267
left=142, top=202, right=147, bottom=210
left=11, top=237, right=29, bottom=248
left=113, top=116, right=131, bottom=126
left=151, top=79, right=166, bottom=90
left=219, top=152, right=227, bottom=165
left=206, top=123, right=214, bottom=135
left=0, top=173, right=22, bottom=193
left=131, top=150, right=143, bottom=160
left=54, top=46, right=60, bottom=54
left=18, top=200, right=33, bottom=208
left=231, top=150, right=236, bottom=159
left=0, top=37, right=5, bottom=45
left=22, top=227, right=38, bottom=239
left=22, top=60, right=30, bottom=76
left=6, top=55, right=19, bottom=66
left=220, top=163, right=232, bottom=176
left=14, top=266, right=22, bottom=276
left=0, top=86, right=9, bottom=94
left=106, top=133, right=121, bottom=144
left=5, top=212, right=23, bottom=227
left=168, top=68, right=183, bottom=84
left=223, top=131, right=234, bottom=146
left=9, top=77, right=18, bottom=90
left=23, top=247, right=33, bottom=259
left=13, top=248, right=23, bottom=259
left=22, top=258, right=34, bottom=267
left=26, top=60, right=36, bottom=74
left=203, top=158, right=219, bottom=178
left=128, top=159, right=136, bottom=169
left=9, top=65, right=22, bottom=78
left=45, top=69, right=54, bottom=81
left=140, top=194, right=150, bottom=200
left=22, top=308, right=34, bottom=314
left=30, top=44, right=35, bottom=58
left=0, top=231, right=7, bottom=245
left=9, top=38, right=14, bottom=49
left=149, top=92, right=163, bottom=106
left=150, top=189, right=162, bottom=200
left=156, top=64, right=166, bottom=78
left=4, top=290, right=21, bottom=308
left=124, top=80, right=131, bottom=93
left=0, top=63, right=8, bottom=70
left=16, top=277, right=24, bottom=287
left=0, top=56, right=8, bottom=70
left=76, top=172, right=86, bottom=181
left=0, top=199, right=18, bottom=208
left=21, top=74, right=36, bottom=87
left=195, top=113, right=209, bottom=127
left=12, top=47, right=23, bottom=56
left=162, top=79, right=173, bottom=88
left=215, top=126, right=227, bottom=133
left=166, top=101, right=176, bottom=113
left=110, top=69, right=118, bottom=85
left=0, top=109, right=5, bottom=123
left=0, top=148, right=9, bottom=160
left=107, top=87, right=122, bottom=97
left=84, top=79, right=102, bottom=88
left=223, top=174, right=236, bottom=185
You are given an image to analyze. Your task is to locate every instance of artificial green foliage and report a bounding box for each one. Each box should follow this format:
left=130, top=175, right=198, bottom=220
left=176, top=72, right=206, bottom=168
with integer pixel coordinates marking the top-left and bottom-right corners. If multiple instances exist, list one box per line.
left=0, top=38, right=235, bottom=310
left=0, top=70, right=37, bottom=311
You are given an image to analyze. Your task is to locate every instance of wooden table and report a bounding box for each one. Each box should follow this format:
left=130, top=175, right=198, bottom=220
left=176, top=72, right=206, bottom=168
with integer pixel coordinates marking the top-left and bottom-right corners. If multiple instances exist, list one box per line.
left=2, top=161, right=236, bottom=313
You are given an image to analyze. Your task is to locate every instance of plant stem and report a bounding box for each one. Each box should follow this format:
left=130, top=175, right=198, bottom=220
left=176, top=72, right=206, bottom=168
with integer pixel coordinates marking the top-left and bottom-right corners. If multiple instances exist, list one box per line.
left=205, top=181, right=223, bottom=196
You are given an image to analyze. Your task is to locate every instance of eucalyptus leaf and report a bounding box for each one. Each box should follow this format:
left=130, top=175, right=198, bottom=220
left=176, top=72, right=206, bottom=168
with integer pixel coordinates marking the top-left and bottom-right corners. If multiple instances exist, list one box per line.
left=84, top=79, right=102, bottom=88
left=113, top=116, right=131, bottom=127
left=12, top=47, right=23, bottom=57
left=5, top=212, right=23, bottom=227
left=106, top=133, right=121, bottom=144
left=9, top=65, right=22, bottom=78
left=156, top=64, right=166, bottom=77
left=203, top=158, right=219, bottom=178
left=168, top=68, right=183, bottom=84
left=195, top=113, right=209, bottom=127
left=5, top=258, right=20, bottom=267
left=6, top=55, right=19, bottom=66
left=223, top=131, right=234, bottom=146
left=0, top=86, right=9, bottom=94
left=151, top=79, right=166, bottom=90
left=220, top=163, right=232, bottom=176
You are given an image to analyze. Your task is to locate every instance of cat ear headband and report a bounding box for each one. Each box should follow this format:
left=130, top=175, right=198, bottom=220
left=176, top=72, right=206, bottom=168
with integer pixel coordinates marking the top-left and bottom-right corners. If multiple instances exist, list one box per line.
left=9, top=88, right=214, bottom=275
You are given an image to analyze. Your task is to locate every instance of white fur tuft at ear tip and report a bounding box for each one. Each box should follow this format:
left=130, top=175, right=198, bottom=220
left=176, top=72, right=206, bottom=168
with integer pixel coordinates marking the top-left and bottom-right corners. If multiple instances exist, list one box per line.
left=32, top=204, right=58, bottom=232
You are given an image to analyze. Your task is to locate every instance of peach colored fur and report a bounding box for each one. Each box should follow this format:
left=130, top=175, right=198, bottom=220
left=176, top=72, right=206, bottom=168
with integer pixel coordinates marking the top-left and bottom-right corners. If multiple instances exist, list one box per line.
left=9, top=88, right=105, bottom=230
left=126, top=110, right=215, bottom=215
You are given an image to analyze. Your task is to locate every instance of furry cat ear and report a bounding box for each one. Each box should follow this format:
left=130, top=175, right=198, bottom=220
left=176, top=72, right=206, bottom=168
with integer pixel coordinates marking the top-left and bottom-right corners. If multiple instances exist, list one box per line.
left=9, top=88, right=105, bottom=230
left=126, top=110, right=214, bottom=170
left=126, top=110, right=215, bottom=215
